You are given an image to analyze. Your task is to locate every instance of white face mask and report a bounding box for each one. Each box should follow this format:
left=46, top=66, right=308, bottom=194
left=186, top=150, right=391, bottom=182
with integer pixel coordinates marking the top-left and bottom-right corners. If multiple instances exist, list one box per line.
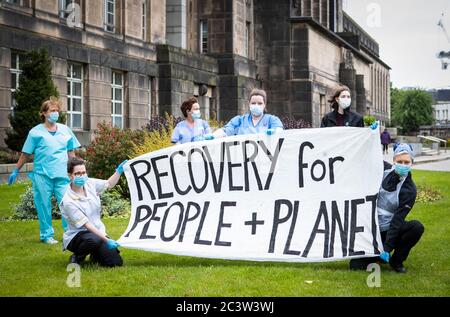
left=338, top=97, right=351, bottom=110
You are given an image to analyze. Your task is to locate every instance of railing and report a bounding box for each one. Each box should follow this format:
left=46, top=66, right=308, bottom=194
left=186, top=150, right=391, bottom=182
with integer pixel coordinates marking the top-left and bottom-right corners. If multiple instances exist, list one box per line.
left=417, top=135, right=447, bottom=155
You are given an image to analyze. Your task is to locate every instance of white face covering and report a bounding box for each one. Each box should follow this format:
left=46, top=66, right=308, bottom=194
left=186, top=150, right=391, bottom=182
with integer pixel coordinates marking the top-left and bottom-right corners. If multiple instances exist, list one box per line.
left=338, top=97, right=351, bottom=110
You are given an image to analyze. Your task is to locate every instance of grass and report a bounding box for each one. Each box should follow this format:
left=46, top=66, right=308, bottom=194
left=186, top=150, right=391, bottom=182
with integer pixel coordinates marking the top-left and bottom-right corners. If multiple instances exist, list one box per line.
left=0, top=170, right=449, bottom=296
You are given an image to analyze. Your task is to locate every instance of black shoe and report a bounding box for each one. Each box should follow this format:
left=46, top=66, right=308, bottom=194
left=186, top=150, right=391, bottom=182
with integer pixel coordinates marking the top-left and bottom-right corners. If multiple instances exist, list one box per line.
left=69, top=254, right=86, bottom=264
left=389, top=260, right=407, bottom=273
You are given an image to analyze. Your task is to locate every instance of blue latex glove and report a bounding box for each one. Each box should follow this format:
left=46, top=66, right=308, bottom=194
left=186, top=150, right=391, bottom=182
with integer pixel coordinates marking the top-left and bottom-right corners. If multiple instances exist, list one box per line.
left=106, top=239, right=120, bottom=250
left=266, top=128, right=275, bottom=135
left=8, top=168, right=19, bottom=185
left=380, top=251, right=390, bottom=263
left=204, top=134, right=215, bottom=141
left=370, top=121, right=379, bottom=130
left=116, top=160, right=128, bottom=175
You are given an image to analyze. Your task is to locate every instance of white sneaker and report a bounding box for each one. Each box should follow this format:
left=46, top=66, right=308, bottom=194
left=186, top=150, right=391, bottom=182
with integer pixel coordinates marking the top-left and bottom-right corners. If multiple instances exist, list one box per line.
left=43, top=237, right=59, bottom=244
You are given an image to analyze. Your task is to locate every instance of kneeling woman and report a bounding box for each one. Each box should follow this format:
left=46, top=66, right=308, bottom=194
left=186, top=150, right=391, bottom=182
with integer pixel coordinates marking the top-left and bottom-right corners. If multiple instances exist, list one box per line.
left=60, top=157, right=127, bottom=267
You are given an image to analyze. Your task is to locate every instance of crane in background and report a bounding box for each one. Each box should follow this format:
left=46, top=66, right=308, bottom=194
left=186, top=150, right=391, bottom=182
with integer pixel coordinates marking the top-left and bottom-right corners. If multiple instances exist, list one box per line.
left=437, top=13, right=450, bottom=70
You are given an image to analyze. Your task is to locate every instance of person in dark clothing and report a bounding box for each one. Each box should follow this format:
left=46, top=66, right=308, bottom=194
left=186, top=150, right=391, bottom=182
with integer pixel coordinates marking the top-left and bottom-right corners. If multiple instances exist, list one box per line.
left=380, top=129, right=391, bottom=154
left=321, top=86, right=364, bottom=128
left=349, top=143, right=424, bottom=273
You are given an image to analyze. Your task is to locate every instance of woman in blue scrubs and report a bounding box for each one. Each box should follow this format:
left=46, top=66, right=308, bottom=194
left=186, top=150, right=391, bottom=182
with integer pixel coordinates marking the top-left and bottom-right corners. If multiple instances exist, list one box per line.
left=171, top=97, right=212, bottom=144
left=8, top=97, right=81, bottom=244
left=213, top=88, right=283, bottom=137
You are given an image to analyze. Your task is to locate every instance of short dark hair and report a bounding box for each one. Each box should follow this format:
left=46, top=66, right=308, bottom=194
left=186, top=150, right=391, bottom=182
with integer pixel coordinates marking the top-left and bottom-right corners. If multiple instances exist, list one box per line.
left=180, top=97, right=198, bottom=118
left=67, top=157, right=85, bottom=174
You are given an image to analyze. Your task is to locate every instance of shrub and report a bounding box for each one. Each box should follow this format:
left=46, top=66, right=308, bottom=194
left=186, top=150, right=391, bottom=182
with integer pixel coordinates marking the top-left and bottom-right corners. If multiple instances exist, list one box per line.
left=364, top=115, right=376, bottom=127
left=146, top=114, right=183, bottom=133
left=101, top=190, right=131, bottom=218
left=132, top=113, right=175, bottom=157
left=11, top=185, right=60, bottom=220
left=84, top=122, right=146, bottom=199
left=11, top=184, right=130, bottom=220
left=0, top=148, right=20, bottom=164
left=279, top=116, right=312, bottom=129
left=416, top=185, right=443, bottom=203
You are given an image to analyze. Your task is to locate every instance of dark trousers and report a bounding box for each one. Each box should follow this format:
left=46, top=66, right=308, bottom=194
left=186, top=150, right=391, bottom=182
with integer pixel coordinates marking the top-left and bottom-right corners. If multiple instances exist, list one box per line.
left=382, top=144, right=389, bottom=152
left=349, top=220, right=424, bottom=270
left=67, top=231, right=123, bottom=267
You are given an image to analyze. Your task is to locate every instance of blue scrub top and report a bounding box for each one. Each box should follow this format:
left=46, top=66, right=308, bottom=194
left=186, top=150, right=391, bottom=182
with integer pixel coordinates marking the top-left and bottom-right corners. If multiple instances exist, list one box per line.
left=223, top=113, right=284, bottom=136
left=171, top=119, right=211, bottom=144
left=22, top=123, right=81, bottom=179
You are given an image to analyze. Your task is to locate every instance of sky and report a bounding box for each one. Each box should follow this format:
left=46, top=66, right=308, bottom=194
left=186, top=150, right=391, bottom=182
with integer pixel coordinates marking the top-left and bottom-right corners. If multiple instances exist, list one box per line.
left=344, top=0, right=450, bottom=90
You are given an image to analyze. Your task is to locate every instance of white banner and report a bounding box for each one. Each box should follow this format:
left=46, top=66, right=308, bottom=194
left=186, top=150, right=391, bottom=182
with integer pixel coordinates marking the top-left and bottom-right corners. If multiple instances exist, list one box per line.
left=118, top=127, right=384, bottom=262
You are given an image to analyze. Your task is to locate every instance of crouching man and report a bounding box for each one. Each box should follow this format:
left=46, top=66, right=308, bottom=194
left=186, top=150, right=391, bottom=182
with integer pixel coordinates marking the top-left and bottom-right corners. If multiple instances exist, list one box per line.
left=350, top=143, right=425, bottom=273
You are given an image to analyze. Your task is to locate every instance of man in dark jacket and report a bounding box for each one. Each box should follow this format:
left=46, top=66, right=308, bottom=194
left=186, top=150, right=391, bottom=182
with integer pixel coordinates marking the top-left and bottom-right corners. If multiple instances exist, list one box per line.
left=350, top=143, right=424, bottom=273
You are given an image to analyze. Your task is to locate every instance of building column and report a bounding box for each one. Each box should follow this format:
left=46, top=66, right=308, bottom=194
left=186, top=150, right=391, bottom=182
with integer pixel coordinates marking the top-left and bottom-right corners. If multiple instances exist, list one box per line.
left=356, top=74, right=366, bottom=116
left=166, top=0, right=187, bottom=49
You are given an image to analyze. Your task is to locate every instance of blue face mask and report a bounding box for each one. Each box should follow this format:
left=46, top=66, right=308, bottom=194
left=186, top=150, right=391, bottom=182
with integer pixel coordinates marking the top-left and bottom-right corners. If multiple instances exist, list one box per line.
left=48, top=112, right=59, bottom=123
left=192, top=111, right=201, bottom=120
left=73, top=175, right=88, bottom=187
left=395, top=164, right=411, bottom=177
left=250, top=104, right=263, bottom=117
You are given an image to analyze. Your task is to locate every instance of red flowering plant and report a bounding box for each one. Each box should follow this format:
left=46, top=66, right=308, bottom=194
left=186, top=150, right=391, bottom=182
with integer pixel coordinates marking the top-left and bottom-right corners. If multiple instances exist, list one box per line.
left=84, top=121, right=145, bottom=199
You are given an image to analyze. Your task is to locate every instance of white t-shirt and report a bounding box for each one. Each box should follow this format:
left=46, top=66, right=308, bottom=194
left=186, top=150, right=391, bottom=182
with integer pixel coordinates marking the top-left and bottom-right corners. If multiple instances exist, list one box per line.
left=60, top=178, right=109, bottom=250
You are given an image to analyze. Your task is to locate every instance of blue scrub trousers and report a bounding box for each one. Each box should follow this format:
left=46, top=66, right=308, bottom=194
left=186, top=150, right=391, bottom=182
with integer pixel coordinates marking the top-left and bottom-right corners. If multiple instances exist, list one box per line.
left=30, top=173, right=69, bottom=241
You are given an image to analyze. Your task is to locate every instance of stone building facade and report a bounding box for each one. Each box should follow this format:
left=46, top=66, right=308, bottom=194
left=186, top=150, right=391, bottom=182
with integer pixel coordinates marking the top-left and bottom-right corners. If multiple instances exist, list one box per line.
left=0, top=0, right=390, bottom=147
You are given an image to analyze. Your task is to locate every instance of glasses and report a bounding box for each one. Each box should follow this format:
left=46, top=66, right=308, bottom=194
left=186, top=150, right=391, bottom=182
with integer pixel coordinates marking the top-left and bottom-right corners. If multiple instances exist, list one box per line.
left=73, top=171, right=87, bottom=177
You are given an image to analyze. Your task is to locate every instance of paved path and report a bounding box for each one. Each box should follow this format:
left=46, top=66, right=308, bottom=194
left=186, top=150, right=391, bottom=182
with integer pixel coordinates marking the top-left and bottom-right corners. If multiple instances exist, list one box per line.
left=412, top=159, right=450, bottom=172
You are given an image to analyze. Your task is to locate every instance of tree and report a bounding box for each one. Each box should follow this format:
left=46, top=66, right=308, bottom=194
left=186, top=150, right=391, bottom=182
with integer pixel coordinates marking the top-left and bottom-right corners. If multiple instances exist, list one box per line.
left=390, top=83, right=402, bottom=119
left=391, top=89, right=434, bottom=134
left=5, top=48, right=60, bottom=151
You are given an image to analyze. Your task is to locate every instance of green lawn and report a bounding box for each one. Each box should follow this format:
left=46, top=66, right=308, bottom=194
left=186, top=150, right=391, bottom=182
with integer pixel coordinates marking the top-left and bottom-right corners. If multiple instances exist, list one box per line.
left=0, top=170, right=449, bottom=296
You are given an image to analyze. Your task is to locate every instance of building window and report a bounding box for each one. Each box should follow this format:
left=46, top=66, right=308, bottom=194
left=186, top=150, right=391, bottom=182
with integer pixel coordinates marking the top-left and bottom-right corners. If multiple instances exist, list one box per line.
left=4, top=0, right=23, bottom=5
left=142, top=0, right=147, bottom=41
left=59, top=0, right=75, bottom=18
left=329, top=0, right=337, bottom=32
left=67, top=63, right=83, bottom=130
left=245, top=22, right=251, bottom=58
left=200, top=20, right=208, bottom=53
left=320, top=94, right=327, bottom=119
left=104, top=0, right=115, bottom=32
left=147, top=76, right=153, bottom=120
left=111, top=71, right=123, bottom=128
left=10, top=52, right=24, bottom=113
left=59, top=0, right=83, bottom=28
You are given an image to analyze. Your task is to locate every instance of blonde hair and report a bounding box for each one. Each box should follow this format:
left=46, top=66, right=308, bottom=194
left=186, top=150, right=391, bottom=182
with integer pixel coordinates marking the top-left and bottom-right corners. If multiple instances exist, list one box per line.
left=249, top=88, right=267, bottom=104
left=40, top=96, right=61, bottom=121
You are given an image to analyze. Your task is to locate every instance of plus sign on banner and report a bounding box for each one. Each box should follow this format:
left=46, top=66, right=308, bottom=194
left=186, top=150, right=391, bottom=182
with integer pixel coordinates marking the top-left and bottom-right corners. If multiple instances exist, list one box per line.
left=118, top=127, right=384, bottom=263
